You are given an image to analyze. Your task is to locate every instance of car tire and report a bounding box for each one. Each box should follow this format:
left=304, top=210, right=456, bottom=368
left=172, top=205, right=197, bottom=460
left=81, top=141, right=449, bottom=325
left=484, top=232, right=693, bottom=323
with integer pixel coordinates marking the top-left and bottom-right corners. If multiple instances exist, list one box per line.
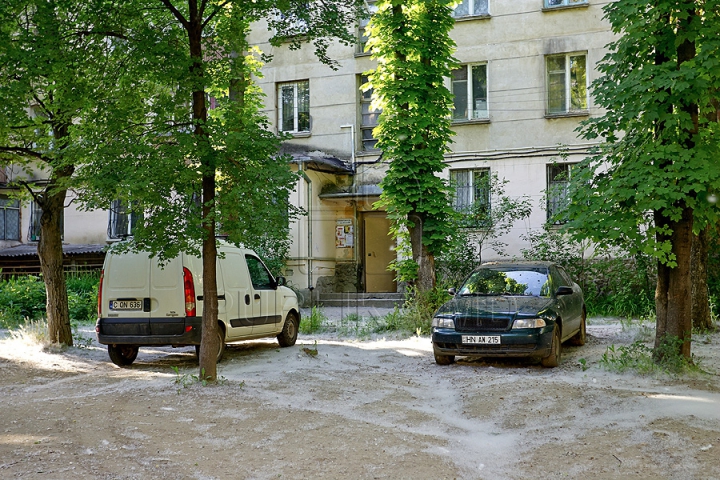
left=277, top=312, right=299, bottom=348
left=569, top=307, right=587, bottom=346
left=194, top=325, right=225, bottom=363
left=108, top=344, right=139, bottom=367
left=541, top=324, right=561, bottom=368
left=433, top=345, right=455, bottom=365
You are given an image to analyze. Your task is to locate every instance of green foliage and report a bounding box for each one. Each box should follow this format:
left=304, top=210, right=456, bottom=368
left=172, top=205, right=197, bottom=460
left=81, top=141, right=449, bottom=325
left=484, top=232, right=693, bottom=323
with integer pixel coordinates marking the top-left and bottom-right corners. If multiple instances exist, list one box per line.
left=437, top=174, right=532, bottom=287
left=599, top=337, right=702, bottom=376
left=366, top=0, right=457, bottom=283
left=299, top=306, right=328, bottom=334
left=565, top=0, right=720, bottom=263
left=707, top=228, right=720, bottom=318
left=0, top=275, right=46, bottom=325
left=0, top=273, right=99, bottom=328
left=522, top=226, right=655, bottom=318
left=382, top=287, right=450, bottom=335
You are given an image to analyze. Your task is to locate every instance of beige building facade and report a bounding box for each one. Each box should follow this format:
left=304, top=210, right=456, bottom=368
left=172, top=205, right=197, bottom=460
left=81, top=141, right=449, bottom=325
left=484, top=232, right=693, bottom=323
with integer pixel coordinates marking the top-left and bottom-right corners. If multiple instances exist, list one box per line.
left=248, top=0, right=615, bottom=296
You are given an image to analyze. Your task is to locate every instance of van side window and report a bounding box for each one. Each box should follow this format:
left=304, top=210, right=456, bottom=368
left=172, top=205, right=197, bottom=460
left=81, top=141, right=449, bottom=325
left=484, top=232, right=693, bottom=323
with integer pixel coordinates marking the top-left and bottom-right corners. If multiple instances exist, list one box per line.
left=245, top=255, right=274, bottom=290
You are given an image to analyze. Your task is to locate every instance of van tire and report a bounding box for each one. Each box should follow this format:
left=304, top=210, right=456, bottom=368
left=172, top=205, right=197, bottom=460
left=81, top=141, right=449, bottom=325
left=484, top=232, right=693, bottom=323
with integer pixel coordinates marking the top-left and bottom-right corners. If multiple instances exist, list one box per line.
left=195, top=326, right=225, bottom=363
left=277, top=312, right=299, bottom=347
left=108, top=345, right=139, bottom=367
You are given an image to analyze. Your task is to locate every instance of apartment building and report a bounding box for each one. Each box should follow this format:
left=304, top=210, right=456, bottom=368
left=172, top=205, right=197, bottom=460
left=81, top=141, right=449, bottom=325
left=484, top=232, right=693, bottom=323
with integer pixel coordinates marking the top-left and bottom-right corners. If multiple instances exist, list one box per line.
left=247, top=0, right=615, bottom=296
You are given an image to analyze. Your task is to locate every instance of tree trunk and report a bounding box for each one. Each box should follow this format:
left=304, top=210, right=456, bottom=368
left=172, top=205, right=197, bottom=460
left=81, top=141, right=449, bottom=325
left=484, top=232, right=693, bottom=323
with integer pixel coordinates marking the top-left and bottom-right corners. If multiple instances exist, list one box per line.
left=691, top=226, right=713, bottom=331
left=186, top=1, right=219, bottom=381
left=37, top=179, right=72, bottom=346
left=654, top=206, right=693, bottom=359
left=409, top=214, right=435, bottom=292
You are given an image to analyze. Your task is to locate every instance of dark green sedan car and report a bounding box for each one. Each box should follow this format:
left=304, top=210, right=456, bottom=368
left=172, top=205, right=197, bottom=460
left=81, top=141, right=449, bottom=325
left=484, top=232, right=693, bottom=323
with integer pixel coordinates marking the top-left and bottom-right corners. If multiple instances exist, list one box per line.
left=431, top=261, right=586, bottom=367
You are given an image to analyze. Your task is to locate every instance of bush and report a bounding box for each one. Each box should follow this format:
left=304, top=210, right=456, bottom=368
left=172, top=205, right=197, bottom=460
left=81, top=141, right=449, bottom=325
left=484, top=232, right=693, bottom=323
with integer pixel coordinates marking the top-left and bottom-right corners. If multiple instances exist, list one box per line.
left=522, top=227, right=655, bottom=319
left=0, top=272, right=99, bottom=328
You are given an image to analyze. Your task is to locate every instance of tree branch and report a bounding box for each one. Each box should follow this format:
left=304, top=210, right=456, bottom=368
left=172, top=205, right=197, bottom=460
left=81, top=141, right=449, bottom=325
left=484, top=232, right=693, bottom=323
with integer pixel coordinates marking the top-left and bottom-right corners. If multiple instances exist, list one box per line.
left=72, top=30, right=129, bottom=40
left=202, top=0, right=232, bottom=29
left=0, top=146, right=52, bottom=163
left=158, top=0, right=190, bottom=29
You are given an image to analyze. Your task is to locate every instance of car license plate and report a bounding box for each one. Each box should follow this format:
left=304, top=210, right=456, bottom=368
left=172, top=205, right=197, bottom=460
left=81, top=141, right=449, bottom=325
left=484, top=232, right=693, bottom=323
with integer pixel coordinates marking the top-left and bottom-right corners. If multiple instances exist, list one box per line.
left=462, top=335, right=500, bottom=344
left=110, top=300, right=142, bottom=311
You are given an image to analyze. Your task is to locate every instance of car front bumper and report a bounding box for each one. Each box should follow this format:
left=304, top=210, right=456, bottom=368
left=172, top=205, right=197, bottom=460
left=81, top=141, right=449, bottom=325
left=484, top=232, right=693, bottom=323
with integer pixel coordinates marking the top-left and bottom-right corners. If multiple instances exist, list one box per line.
left=432, top=326, right=555, bottom=358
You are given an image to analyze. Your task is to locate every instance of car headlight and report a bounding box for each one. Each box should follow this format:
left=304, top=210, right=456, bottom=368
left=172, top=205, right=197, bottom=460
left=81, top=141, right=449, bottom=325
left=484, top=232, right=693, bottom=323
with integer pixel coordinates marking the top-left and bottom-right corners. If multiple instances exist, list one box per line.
left=512, top=318, right=546, bottom=329
left=432, top=316, right=455, bottom=329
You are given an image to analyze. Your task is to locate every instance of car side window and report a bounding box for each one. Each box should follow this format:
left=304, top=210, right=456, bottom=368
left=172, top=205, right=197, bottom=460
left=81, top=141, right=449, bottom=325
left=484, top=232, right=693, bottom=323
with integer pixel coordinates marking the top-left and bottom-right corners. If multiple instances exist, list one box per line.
left=245, top=255, right=274, bottom=290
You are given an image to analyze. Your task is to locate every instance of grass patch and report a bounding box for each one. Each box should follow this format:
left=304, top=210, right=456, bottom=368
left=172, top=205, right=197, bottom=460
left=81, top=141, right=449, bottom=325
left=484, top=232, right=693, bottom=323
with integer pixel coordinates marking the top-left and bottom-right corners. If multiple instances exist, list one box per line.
left=299, top=306, right=328, bottom=334
left=599, top=336, right=706, bottom=376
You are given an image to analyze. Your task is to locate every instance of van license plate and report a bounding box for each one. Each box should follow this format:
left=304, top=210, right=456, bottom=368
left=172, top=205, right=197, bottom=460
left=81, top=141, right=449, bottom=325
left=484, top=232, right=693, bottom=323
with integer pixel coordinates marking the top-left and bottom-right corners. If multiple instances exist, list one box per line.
left=110, top=300, right=142, bottom=311
left=462, top=335, right=500, bottom=344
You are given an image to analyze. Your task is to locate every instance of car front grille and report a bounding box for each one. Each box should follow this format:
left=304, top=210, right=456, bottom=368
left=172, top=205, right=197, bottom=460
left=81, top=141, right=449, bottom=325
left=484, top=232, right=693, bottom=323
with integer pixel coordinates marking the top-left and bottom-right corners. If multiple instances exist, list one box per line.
left=435, top=342, right=537, bottom=354
left=454, top=315, right=510, bottom=332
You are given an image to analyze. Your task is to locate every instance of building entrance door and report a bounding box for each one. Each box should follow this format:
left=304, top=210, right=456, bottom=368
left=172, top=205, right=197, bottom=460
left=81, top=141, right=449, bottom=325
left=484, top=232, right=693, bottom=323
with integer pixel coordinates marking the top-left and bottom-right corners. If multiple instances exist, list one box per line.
left=362, top=213, right=396, bottom=293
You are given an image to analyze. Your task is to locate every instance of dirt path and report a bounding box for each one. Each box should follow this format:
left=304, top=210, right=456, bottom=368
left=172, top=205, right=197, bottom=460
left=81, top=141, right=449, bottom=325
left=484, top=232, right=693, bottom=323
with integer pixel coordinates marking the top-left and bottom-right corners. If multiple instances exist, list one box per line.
left=1, top=320, right=719, bottom=479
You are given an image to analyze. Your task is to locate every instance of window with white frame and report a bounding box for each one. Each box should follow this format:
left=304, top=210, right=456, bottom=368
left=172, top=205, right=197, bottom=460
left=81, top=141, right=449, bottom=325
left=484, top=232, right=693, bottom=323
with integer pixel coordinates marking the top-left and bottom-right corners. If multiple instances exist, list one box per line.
left=452, top=64, right=488, bottom=121
left=0, top=197, right=20, bottom=241
left=108, top=199, right=141, bottom=239
left=278, top=81, right=310, bottom=133
left=546, top=163, right=576, bottom=223
left=358, top=1, right=377, bottom=54
left=360, top=75, right=381, bottom=150
left=545, top=0, right=587, bottom=8
left=453, top=0, right=489, bottom=17
left=28, top=201, right=63, bottom=241
left=451, top=169, right=491, bottom=227
left=546, top=53, right=587, bottom=114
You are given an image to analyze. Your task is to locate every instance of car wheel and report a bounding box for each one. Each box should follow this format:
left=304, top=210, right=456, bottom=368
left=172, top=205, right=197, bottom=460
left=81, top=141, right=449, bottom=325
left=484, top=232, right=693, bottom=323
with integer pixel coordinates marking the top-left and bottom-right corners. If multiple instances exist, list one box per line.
left=195, top=326, right=225, bottom=363
left=569, top=307, right=587, bottom=346
left=277, top=312, right=299, bottom=348
left=108, top=344, right=139, bottom=367
left=541, top=324, right=561, bottom=368
left=433, top=345, right=455, bottom=365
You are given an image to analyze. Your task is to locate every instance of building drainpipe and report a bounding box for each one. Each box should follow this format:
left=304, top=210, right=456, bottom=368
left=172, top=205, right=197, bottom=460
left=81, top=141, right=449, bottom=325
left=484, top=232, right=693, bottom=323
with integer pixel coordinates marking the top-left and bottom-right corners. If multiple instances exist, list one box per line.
left=340, top=124, right=358, bottom=292
left=298, top=164, right=313, bottom=306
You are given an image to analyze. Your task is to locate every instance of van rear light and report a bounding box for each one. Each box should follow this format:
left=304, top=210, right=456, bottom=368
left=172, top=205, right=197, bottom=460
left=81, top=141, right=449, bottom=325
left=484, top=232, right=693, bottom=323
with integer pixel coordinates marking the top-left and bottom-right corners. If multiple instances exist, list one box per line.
left=97, top=270, right=104, bottom=318
left=183, top=267, right=196, bottom=317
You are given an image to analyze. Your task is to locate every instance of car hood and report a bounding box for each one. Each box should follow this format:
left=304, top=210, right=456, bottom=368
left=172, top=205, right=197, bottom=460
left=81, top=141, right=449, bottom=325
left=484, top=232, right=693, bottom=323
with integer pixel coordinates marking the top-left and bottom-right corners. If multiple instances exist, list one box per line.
left=435, top=295, right=554, bottom=320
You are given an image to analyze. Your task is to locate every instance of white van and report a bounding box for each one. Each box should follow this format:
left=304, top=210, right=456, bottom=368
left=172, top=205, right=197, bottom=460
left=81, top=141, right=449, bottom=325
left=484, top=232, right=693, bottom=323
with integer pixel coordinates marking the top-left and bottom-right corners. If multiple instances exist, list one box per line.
left=95, top=242, right=300, bottom=366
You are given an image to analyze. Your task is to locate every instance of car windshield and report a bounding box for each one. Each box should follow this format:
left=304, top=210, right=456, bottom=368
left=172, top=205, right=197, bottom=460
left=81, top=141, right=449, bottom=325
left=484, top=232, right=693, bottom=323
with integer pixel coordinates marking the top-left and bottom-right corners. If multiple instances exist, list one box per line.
left=458, top=267, right=551, bottom=297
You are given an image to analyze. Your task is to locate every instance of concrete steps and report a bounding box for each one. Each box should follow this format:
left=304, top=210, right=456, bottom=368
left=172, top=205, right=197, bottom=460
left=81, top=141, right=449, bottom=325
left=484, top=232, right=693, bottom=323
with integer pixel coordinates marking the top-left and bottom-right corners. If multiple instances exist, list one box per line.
left=317, top=292, right=405, bottom=309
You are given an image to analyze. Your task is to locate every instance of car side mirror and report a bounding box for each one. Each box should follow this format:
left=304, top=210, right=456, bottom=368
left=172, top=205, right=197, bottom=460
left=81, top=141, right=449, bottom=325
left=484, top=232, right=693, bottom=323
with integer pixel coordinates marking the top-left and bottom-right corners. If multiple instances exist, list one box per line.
left=448, top=287, right=456, bottom=296
left=276, top=276, right=286, bottom=288
left=555, top=286, right=573, bottom=296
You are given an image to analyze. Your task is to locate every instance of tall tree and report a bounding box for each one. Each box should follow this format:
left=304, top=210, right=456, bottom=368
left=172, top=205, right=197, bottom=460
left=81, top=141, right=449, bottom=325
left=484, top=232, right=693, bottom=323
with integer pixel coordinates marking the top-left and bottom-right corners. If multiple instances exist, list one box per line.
left=0, top=0, right=130, bottom=345
left=366, top=0, right=456, bottom=291
left=77, top=0, right=363, bottom=380
left=566, top=0, right=720, bottom=359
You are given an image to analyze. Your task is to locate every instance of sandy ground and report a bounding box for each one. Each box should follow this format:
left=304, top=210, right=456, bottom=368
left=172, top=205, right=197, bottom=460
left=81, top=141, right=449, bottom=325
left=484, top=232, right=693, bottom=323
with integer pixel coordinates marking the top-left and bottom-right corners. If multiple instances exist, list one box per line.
left=1, top=313, right=719, bottom=480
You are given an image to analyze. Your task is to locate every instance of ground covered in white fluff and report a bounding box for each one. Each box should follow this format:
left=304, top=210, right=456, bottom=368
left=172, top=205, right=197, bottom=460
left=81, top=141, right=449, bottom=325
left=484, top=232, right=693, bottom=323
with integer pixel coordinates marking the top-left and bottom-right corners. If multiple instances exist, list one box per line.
left=0, top=315, right=719, bottom=480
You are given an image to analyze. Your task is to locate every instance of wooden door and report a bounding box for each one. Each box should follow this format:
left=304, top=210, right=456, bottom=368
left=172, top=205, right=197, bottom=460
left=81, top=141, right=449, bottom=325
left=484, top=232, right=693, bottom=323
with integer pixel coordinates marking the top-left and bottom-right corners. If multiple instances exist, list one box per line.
left=363, top=214, right=397, bottom=293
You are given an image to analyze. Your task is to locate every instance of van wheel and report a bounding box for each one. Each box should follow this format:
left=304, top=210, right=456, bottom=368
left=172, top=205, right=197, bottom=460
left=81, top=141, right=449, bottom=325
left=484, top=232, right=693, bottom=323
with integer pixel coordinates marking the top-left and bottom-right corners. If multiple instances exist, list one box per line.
left=108, top=345, right=139, bottom=367
left=277, top=312, right=299, bottom=347
left=195, top=327, right=225, bottom=363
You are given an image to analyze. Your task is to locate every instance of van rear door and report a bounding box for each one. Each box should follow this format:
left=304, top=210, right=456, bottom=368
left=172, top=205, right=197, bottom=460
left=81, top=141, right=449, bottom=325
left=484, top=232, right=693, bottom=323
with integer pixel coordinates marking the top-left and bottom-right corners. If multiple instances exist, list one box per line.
left=102, top=251, right=151, bottom=335
left=148, top=256, right=185, bottom=336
